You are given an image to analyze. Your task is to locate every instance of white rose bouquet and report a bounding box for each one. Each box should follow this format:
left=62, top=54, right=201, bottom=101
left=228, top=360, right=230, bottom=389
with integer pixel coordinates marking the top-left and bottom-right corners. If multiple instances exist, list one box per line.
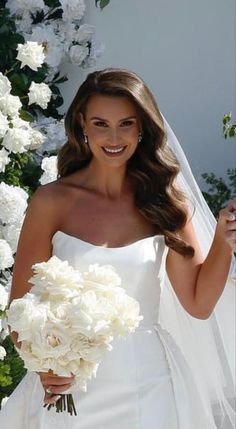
left=6, top=256, right=143, bottom=415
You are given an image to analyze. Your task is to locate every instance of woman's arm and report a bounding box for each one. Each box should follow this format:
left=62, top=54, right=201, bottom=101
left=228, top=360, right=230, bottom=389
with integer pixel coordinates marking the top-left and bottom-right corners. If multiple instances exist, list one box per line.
left=166, top=198, right=236, bottom=319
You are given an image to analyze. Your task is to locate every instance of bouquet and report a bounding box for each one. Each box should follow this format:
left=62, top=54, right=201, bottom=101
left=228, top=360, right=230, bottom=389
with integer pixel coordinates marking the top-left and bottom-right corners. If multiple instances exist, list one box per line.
left=7, top=256, right=143, bottom=415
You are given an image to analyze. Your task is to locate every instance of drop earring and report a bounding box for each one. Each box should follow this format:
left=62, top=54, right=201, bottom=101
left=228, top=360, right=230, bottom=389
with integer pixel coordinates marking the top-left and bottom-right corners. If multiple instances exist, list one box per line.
left=138, top=133, right=142, bottom=143
left=83, top=133, right=88, bottom=144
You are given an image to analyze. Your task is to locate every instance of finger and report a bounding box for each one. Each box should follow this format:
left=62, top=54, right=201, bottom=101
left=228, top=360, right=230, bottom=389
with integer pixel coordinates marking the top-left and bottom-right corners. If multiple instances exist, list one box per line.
left=225, top=220, right=236, bottom=231
left=226, top=198, right=236, bottom=212
left=45, top=383, right=73, bottom=395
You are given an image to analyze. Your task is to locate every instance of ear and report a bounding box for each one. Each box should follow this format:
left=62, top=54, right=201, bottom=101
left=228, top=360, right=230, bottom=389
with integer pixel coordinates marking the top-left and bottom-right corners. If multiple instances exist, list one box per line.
left=77, top=112, right=86, bottom=132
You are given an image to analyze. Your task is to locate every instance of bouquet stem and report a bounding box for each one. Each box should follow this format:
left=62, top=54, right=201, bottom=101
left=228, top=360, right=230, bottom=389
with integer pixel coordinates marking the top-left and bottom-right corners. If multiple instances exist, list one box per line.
left=43, top=394, right=77, bottom=415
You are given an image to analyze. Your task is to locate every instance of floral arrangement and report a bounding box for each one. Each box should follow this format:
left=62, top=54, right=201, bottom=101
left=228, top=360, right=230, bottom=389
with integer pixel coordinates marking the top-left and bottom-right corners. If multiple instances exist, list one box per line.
left=7, top=255, right=143, bottom=415
left=0, top=0, right=110, bottom=407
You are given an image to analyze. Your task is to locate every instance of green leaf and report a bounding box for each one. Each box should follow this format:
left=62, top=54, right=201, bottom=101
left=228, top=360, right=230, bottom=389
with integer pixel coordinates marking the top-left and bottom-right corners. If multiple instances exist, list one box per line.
left=95, top=0, right=110, bottom=9
left=19, top=110, right=34, bottom=123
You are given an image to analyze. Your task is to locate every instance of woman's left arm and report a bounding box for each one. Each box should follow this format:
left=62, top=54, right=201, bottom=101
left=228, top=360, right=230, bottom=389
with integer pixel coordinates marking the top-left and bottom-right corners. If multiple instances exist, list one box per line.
left=166, top=197, right=236, bottom=319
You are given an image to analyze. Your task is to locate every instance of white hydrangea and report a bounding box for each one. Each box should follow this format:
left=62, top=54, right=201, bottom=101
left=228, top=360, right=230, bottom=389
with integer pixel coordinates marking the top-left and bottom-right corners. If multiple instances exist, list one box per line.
left=6, top=0, right=45, bottom=15
left=0, top=239, right=14, bottom=270
left=30, top=23, right=64, bottom=69
left=0, top=111, right=9, bottom=138
left=2, top=217, right=25, bottom=254
left=16, top=41, right=45, bottom=71
left=75, top=24, right=95, bottom=44
left=68, top=44, right=89, bottom=65
left=0, top=148, right=11, bottom=173
left=28, top=127, right=46, bottom=151
left=37, top=117, right=66, bottom=154
left=61, top=0, right=86, bottom=22
left=0, top=345, right=6, bottom=360
left=0, top=72, right=11, bottom=97
left=28, top=81, right=52, bottom=109
left=0, top=94, right=22, bottom=118
left=2, top=127, right=31, bottom=154
left=0, top=284, right=8, bottom=311
left=0, top=182, right=28, bottom=224
left=39, top=156, right=58, bottom=185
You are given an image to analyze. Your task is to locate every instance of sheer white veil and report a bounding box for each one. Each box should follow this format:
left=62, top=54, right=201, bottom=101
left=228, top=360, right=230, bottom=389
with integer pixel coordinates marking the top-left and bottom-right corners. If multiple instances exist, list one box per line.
left=159, top=116, right=235, bottom=427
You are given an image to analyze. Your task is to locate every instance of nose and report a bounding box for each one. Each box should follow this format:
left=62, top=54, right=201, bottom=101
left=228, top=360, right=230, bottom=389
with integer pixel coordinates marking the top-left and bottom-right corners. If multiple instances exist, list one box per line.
left=108, top=128, right=120, bottom=145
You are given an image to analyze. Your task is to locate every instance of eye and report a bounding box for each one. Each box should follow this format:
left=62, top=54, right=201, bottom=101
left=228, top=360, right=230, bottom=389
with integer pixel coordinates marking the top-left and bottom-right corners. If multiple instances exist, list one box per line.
left=94, top=121, right=108, bottom=127
left=120, top=120, right=134, bottom=127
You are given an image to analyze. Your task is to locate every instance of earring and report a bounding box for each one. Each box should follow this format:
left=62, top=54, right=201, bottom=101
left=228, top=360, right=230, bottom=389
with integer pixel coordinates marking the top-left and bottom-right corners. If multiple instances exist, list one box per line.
left=138, top=133, right=142, bottom=143
left=83, top=133, right=88, bottom=144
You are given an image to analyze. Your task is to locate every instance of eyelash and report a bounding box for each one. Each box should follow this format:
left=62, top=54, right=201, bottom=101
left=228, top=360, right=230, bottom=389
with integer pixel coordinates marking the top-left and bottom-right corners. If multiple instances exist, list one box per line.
left=93, top=121, right=134, bottom=127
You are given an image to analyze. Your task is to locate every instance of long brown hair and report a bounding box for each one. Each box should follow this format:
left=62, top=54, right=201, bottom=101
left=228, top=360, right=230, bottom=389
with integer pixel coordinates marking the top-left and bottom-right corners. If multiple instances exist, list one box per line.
left=57, top=68, right=194, bottom=257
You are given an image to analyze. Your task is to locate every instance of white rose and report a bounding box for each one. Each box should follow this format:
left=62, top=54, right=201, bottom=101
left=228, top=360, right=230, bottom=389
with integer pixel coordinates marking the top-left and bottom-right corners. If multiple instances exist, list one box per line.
left=16, top=41, right=45, bottom=71
left=28, top=128, right=46, bottom=150
left=83, top=264, right=122, bottom=290
left=6, top=0, right=45, bottom=15
left=0, top=72, right=11, bottom=97
left=0, top=345, right=6, bottom=360
left=75, top=24, right=95, bottom=43
left=61, top=0, right=86, bottom=22
left=0, top=111, right=9, bottom=139
left=2, top=127, right=31, bottom=153
left=0, top=94, right=22, bottom=117
left=28, top=82, right=52, bottom=109
left=0, top=239, right=14, bottom=270
left=39, top=156, right=58, bottom=185
left=30, top=24, right=64, bottom=69
left=0, top=148, right=11, bottom=173
left=0, top=182, right=28, bottom=224
left=68, top=45, right=89, bottom=66
left=0, top=284, right=8, bottom=311
left=83, top=40, right=105, bottom=68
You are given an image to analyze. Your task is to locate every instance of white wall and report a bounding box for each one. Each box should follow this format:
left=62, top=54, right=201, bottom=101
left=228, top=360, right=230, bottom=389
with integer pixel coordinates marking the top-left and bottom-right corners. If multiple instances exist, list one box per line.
left=59, top=0, right=236, bottom=186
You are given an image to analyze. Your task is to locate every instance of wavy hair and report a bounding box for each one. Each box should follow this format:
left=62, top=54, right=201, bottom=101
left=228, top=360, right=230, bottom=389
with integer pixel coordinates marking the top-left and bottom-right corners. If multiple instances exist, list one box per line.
left=57, top=68, right=194, bottom=257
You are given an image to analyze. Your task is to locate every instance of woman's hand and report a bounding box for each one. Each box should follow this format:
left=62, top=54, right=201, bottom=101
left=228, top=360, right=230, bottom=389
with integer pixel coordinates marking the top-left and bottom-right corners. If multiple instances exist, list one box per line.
left=217, top=197, right=236, bottom=252
left=37, top=370, right=75, bottom=405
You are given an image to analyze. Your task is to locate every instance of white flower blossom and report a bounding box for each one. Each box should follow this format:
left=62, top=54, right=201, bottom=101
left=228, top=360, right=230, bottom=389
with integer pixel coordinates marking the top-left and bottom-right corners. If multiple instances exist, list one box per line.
left=39, top=156, right=58, bottom=185
left=2, top=217, right=25, bottom=254
left=68, top=44, right=89, bottom=65
left=0, top=111, right=9, bottom=138
left=0, top=239, right=14, bottom=270
left=0, top=345, right=6, bottom=360
left=0, top=94, right=22, bottom=118
left=16, top=41, right=45, bottom=71
left=28, top=127, right=46, bottom=150
left=83, top=40, right=105, bottom=68
left=28, top=82, right=52, bottom=109
left=0, top=72, right=11, bottom=97
left=2, top=127, right=31, bottom=154
left=6, top=0, right=45, bottom=15
left=0, top=284, right=8, bottom=311
left=75, top=24, right=95, bottom=43
left=37, top=117, right=66, bottom=154
left=0, top=148, right=11, bottom=173
left=14, top=10, right=33, bottom=34
left=30, top=24, right=64, bottom=69
left=60, top=0, right=86, bottom=22
left=0, top=182, right=28, bottom=224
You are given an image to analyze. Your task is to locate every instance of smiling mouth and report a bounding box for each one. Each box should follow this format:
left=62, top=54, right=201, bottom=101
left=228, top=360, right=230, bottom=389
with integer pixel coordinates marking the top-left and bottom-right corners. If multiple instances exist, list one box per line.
left=102, top=146, right=127, bottom=155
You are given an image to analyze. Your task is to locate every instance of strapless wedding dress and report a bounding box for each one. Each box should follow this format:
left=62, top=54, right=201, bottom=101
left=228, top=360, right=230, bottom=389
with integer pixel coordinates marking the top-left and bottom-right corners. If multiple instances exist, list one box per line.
left=0, top=231, right=232, bottom=428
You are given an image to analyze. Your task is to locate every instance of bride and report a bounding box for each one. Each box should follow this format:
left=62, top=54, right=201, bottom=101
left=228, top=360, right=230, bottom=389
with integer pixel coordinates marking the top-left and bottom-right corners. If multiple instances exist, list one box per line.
left=1, top=68, right=235, bottom=428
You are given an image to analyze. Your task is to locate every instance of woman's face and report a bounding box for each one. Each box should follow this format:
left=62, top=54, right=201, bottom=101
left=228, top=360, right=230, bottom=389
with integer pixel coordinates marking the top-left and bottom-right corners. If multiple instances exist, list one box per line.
left=78, top=94, right=140, bottom=168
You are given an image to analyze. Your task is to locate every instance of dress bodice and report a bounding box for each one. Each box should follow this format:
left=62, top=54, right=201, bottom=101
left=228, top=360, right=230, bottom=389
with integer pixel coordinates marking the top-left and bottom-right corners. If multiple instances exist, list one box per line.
left=51, top=231, right=168, bottom=328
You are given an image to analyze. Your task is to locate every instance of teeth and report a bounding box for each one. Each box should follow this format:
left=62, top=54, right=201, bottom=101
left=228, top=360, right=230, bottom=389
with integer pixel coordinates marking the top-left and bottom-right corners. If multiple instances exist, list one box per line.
left=103, top=146, right=125, bottom=153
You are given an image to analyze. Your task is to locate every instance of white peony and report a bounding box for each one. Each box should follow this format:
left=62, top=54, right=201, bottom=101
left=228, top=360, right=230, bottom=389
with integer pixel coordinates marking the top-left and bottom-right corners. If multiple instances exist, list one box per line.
left=61, top=0, right=86, bottom=22
left=0, top=239, right=14, bottom=270
left=30, top=23, right=64, bottom=69
left=39, top=156, right=58, bottom=185
left=0, top=284, right=8, bottom=311
left=0, top=182, right=28, bottom=224
left=0, top=345, right=6, bottom=360
left=16, top=41, right=45, bottom=71
left=0, top=94, right=22, bottom=118
left=75, top=24, right=95, bottom=43
left=28, top=81, right=52, bottom=109
left=6, top=0, right=45, bottom=15
left=0, top=72, right=11, bottom=97
left=68, top=44, right=89, bottom=65
left=2, top=127, right=31, bottom=154
left=0, top=148, right=11, bottom=173
left=0, top=111, right=9, bottom=138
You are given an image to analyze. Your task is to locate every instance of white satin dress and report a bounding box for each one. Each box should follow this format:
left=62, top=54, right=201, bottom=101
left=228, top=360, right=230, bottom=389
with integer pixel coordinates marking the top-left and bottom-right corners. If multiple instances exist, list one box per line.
left=0, top=230, right=226, bottom=428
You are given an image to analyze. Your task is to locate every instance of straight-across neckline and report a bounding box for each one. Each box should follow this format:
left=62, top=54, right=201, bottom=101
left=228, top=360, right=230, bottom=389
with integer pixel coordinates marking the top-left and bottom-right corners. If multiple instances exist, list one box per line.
left=52, top=230, right=163, bottom=250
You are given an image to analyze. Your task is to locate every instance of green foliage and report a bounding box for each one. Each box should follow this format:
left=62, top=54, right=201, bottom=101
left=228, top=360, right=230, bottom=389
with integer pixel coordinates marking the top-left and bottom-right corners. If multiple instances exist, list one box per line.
left=95, top=0, right=111, bottom=10
left=223, top=112, right=236, bottom=139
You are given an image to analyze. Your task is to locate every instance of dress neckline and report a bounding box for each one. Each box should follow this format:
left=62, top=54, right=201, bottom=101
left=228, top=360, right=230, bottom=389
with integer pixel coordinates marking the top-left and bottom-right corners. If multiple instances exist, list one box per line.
left=52, top=230, right=163, bottom=250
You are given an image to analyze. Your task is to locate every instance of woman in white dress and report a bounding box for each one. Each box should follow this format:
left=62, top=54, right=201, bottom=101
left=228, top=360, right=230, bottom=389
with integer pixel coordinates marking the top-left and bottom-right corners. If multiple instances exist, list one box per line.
left=1, top=68, right=235, bottom=428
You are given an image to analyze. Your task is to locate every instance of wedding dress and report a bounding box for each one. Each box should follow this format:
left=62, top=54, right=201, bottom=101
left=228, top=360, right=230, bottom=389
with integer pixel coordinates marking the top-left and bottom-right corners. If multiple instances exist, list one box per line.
left=0, top=229, right=235, bottom=428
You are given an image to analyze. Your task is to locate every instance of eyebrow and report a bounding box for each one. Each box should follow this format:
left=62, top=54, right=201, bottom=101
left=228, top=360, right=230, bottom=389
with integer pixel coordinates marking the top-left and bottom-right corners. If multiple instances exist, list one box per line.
left=90, top=116, right=137, bottom=121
